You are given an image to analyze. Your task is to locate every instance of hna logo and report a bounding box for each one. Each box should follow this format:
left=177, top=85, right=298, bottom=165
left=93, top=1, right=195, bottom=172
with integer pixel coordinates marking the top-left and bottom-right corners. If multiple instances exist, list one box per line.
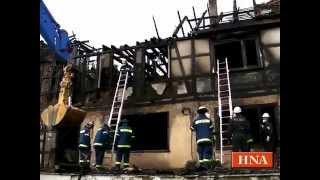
left=232, top=152, right=273, bottom=168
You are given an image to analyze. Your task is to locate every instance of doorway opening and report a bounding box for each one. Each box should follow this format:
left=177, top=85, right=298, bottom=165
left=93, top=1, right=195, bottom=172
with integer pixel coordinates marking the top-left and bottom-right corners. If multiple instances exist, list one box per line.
left=55, top=122, right=81, bottom=171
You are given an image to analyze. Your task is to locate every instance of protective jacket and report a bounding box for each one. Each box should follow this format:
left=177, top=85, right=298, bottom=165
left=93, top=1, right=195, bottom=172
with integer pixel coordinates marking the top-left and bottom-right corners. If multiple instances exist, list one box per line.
left=79, top=127, right=91, bottom=148
left=94, top=126, right=109, bottom=148
left=191, top=113, right=214, bottom=144
left=115, top=123, right=135, bottom=148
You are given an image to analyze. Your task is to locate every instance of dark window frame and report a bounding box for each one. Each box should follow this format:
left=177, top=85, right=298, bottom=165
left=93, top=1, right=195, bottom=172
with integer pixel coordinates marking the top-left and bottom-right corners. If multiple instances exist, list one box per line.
left=214, top=36, right=263, bottom=72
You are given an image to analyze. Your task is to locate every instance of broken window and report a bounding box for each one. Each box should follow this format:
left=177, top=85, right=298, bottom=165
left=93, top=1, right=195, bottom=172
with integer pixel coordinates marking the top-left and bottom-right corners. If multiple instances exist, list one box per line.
left=215, top=41, right=243, bottom=68
left=245, top=39, right=259, bottom=66
left=215, top=38, right=261, bottom=70
left=123, top=112, right=169, bottom=151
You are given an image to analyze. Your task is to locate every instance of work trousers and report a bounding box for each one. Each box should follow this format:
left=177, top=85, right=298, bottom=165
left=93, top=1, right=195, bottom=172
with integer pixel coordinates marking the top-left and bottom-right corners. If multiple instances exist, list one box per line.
left=94, top=146, right=105, bottom=166
left=232, top=133, right=251, bottom=152
left=197, top=142, right=213, bottom=165
left=79, top=147, right=90, bottom=165
left=115, top=148, right=130, bottom=167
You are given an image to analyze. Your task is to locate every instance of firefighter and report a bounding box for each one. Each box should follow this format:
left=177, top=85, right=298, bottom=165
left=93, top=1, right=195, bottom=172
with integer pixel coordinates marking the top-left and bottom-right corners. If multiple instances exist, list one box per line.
left=112, top=119, right=135, bottom=171
left=79, top=121, right=94, bottom=170
left=229, top=106, right=253, bottom=152
left=191, top=106, right=214, bottom=170
left=120, top=60, right=131, bottom=72
left=260, top=113, right=274, bottom=152
left=93, top=123, right=110, bottom=171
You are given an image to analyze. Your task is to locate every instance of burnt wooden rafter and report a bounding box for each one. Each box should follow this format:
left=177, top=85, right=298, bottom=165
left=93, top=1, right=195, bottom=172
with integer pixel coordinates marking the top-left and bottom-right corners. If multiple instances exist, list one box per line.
left=145, top=48, right=167, bottom=75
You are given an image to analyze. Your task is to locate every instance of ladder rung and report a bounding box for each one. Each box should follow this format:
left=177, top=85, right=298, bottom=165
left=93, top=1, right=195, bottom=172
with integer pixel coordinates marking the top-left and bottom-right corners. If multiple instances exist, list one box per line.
left=221, top=109, right=230, bottom=112
left=219, top=73, right=228, bottom=75
left=219, top=84, right=229, bottom=86
left=219, top=78, right=228, bottom=81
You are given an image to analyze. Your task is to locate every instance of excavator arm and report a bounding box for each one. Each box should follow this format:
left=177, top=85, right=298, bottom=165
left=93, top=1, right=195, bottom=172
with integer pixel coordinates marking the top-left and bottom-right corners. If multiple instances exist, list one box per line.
left=40, top=0, right=71, bottom=62
left=40, top=1, right=87, bottom=127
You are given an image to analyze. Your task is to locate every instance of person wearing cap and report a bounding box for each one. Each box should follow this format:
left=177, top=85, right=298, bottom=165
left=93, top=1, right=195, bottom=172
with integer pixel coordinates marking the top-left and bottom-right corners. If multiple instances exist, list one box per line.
left=229, top=106, right=253, bottom=152
left=112, top=119, right=135, bottom=171
left=79, top=121, right=94, bottom=170
left=191, top=106, right=214, bottom=170
left=260, top=113, right=274, bottom=152
left=93, top=123, right=110, bottom=171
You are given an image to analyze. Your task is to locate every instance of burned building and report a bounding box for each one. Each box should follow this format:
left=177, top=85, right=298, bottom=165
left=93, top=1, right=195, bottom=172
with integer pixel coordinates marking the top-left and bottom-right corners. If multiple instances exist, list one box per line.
left=40, top=0, right=280, bottom=171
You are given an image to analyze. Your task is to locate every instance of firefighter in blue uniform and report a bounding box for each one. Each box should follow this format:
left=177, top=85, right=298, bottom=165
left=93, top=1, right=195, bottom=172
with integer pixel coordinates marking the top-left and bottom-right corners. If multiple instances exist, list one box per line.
left=191, top=106, right=214, bottom=170
left=93, top=123, right=110, bottom=171
left=112, top=119, right=135, bottom=171
left=79, top=121, right=94, bottom=170
left=229, top=106, right=253, bottom=152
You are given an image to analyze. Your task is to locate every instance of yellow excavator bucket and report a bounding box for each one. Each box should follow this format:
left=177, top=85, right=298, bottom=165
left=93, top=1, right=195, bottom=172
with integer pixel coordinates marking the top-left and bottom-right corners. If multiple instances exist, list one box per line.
left=41, top=104, right=86, bottom=127
left=41, top=64, right=87, bottom=127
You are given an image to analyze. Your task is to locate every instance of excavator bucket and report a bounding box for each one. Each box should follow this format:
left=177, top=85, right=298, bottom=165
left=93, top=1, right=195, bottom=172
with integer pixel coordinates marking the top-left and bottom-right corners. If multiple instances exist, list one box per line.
left=41, top=104, right=86, bottom=127
left=41, top=64, right=86, bottom=127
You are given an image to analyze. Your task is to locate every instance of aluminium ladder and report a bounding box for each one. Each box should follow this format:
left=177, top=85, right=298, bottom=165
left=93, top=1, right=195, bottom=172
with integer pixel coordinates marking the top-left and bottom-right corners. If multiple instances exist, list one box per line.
left=217, top=57, right=233, bottom=164
left=106, top=65, right=130, bottom=162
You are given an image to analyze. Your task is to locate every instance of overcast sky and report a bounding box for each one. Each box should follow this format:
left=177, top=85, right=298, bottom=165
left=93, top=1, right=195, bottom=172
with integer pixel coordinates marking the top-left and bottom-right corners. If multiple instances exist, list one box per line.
left=41, top=0, right=268, bottom=48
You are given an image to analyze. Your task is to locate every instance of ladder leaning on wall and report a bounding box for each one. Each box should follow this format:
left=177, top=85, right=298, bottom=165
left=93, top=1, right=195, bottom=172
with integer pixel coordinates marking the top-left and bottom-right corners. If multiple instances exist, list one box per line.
left=217, top=57, right=233, bottom=164
left=105, top=65, right=130, bottom=163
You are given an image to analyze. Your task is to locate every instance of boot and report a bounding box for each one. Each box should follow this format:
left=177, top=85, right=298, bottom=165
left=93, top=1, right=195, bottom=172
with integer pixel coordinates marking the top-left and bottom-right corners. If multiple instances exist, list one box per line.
left=95, top=165, right=105, bottom=173
left=111, top=165, right=120, bottom=173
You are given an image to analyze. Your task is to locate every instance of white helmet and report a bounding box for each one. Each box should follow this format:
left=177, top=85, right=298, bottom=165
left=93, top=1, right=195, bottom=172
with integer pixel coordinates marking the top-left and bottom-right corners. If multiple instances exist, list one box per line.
left=197, top=106, right=208, bottom=113
left=262, top=113, right=270, bottom=118
left=233, top=106, right=242, bottom=114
